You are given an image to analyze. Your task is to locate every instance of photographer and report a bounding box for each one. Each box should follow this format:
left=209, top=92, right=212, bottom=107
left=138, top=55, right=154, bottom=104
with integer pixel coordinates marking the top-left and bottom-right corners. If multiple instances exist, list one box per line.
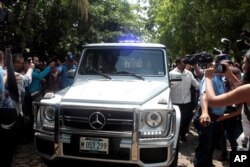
left=184, top=53, right=216, bottom=79
left=183, top=54, right=205, bottom=79
left=193, top=54, right=241, bottom=167
left=24, top=54, right=55, bottom=142
left=205, top=49, right=250, bottom=151
left=27, top=54, right=55, bottom=100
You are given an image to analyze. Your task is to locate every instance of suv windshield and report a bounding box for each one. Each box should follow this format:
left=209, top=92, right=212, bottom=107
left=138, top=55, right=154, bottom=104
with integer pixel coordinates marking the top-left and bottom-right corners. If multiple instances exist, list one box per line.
left=78, top=48, right=166, bottom=76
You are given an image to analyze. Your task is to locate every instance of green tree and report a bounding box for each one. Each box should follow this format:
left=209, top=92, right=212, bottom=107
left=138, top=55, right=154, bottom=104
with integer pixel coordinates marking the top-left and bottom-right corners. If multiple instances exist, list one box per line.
left=148, top=0, right=250, bottom=63
left=2, top=0, right=147, bottom=59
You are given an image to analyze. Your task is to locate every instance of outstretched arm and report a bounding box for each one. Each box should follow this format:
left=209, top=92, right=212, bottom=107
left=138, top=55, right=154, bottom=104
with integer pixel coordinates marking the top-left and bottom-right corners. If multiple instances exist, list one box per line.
left=205, top=68, right=250, bottom=107
left=32, top=61, right=55, bottom=80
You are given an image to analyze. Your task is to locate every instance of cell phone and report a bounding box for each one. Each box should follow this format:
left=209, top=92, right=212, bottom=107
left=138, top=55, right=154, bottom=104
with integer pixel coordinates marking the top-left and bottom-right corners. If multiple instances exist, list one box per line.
left=214, top=63, right=226, bottom=73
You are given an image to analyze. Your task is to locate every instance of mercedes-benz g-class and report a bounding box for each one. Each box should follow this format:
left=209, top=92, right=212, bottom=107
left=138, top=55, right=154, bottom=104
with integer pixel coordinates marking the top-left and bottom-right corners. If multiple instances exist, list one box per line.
left=33, top=43, right=180, bottom=167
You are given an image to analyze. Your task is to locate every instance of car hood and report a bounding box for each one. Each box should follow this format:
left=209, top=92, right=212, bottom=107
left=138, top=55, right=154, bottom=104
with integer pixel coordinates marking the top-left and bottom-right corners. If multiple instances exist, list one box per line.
left=62, top=80, right=168, bottom=105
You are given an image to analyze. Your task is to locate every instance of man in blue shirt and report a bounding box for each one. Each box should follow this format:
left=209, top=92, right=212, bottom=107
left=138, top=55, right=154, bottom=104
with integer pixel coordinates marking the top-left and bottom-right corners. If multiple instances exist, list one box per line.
left=25, top=55, right=55, bottom=143
left=58, top=52, right=77, bottom=89
left=193, top=54, right=240, bottom=167
left=27, top=55, right=55, bottom=97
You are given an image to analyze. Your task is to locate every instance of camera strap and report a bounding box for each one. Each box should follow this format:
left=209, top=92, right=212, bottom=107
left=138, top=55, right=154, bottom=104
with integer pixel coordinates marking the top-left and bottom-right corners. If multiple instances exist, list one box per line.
left=243, top=103, right=250, bottom=122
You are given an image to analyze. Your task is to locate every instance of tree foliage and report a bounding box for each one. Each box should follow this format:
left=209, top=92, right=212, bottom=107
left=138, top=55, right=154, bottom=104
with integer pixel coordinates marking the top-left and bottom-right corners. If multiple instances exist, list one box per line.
left=147, top=0, right=250, bottom=63
left=0, top=0, right=148, bottom=59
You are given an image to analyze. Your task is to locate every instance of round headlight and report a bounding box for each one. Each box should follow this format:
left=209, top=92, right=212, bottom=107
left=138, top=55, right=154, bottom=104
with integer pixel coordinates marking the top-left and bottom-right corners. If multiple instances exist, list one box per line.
left=146, top=112, right=162, bottom=128
left=43, top=106, right=55, bottom=121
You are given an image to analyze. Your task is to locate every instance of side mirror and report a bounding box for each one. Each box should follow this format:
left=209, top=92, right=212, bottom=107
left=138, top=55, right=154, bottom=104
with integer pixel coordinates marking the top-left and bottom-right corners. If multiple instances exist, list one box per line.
left=66, top=69, right=76, bottom=78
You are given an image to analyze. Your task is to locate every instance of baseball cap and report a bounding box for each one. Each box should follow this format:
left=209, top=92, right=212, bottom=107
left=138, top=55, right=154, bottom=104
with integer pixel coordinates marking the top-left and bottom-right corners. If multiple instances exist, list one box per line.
left=214, top=54, right=232, bottom=63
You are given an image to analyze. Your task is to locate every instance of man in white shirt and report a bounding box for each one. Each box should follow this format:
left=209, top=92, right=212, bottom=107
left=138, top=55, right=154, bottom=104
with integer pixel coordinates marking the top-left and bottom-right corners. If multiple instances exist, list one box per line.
left=170, top=57, right=199, bottom=142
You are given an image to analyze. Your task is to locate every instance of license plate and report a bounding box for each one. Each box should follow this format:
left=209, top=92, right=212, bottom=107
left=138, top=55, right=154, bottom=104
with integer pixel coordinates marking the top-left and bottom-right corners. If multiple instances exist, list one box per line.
left=79, top=137, right=109, bottom=154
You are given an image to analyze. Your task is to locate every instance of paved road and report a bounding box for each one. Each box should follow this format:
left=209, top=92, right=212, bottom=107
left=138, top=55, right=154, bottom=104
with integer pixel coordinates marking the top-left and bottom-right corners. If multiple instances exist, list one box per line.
left=11, top=125, right=229, bottom=167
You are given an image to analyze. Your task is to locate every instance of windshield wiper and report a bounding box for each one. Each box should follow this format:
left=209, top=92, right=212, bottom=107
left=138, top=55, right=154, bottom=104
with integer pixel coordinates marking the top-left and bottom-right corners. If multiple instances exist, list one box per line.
left=115, top=71, right=145, bottom=81
left=87, top=69, right=112, bottom=80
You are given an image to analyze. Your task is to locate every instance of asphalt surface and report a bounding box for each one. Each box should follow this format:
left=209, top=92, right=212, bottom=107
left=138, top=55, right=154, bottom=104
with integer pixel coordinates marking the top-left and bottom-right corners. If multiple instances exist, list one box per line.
left=11, top=125, right=230, bottom=167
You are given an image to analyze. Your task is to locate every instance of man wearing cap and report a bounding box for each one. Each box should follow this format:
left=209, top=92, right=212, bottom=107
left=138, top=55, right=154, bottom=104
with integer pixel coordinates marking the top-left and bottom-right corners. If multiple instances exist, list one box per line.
left=58, top=52, right=77, bottom=89
left=193, top=54, right=240, bottom=167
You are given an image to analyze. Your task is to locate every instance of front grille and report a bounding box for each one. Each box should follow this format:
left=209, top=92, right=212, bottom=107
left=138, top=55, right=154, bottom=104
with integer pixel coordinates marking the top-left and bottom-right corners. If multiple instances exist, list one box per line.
left=61, top=108, right=133, bottom=131
left=63, top=135, right=130, bottom=160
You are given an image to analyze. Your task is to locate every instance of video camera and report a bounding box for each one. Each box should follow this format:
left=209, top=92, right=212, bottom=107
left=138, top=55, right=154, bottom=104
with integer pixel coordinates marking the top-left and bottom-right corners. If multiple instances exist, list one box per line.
left=212, top=38, right=232, bottom=73
left=184, top=52, right=213, bottom=68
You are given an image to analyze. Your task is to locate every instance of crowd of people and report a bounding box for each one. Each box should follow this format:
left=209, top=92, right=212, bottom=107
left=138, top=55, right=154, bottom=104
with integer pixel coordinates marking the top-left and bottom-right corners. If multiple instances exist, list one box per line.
left=170, top=46, right=250, bottom=166
left=0, top=49, right=78, bottom=167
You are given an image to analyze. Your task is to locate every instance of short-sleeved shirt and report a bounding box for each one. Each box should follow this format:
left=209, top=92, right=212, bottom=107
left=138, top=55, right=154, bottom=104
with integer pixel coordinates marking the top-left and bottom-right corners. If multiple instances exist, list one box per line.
left=200, top=75, right=226, bottom=115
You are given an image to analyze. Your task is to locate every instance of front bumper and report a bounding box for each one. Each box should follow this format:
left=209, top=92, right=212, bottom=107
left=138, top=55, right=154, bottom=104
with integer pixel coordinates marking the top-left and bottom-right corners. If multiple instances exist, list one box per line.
left=35, top=133, right=177, bottom=167
left=33, top=103, right=180, bottom=167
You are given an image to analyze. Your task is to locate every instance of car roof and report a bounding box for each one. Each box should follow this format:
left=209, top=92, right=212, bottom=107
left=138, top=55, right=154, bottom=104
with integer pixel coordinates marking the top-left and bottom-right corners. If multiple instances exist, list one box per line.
left=83, top=43, right=166, bottom=48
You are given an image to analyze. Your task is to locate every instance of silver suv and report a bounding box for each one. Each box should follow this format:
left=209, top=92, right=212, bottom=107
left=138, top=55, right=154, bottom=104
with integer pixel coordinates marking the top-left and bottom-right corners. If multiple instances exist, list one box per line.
left=33, top=43, right=181, bottom=167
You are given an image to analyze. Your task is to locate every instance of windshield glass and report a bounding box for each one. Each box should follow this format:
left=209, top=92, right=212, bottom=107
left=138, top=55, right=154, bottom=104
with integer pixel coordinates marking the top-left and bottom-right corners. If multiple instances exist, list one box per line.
left=78, top=48, right=166, bottom=76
